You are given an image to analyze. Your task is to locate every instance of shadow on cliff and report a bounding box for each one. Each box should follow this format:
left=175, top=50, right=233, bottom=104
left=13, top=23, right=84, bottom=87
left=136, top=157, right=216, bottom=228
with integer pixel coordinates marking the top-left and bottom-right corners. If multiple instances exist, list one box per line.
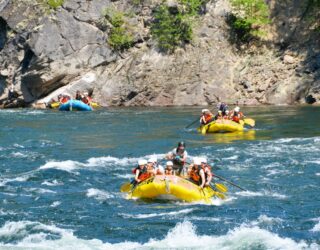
left=269, top=0, right=320, bottom=103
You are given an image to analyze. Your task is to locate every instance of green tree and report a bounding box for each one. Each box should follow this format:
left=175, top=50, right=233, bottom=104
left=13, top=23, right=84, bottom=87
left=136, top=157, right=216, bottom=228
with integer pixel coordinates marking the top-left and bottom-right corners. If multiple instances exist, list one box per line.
left=151, top=4, right=193, bottom=53
left=47, top=0, right=64, bottom=9
left=103, top=8, right=134, bottom=51
left=229, top=0, right=270, bottom=39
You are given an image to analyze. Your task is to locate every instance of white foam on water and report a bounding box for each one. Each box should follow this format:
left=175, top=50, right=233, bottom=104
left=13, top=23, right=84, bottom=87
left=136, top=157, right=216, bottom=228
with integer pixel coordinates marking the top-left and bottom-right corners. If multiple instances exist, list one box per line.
left=222, top=155, right=239, bottom=160
left=0, top=175, right=31, bottom=186
left=0, top=209, right=17, bottom=216
left=189, top=216, right=221, bottom=222
left=120, top=208, right=194, bottom=219
left=39, top=160, right=82, bottom=173
left=39, top=154, right=166, bottom=173
left=0, top=220, right=318, bottom=250
left=86, top=188, right=114, bottom=201
left=316, top=173, right=320, bottom=176
left=41, top=180, right=63, bottom=186
left=311, top=221, right=320, bottom=232
left=26, top=188, right=56, bottom=194
left=251, top=215, right=284, bottom=226
left=266, top=169, right=290, bottom=176
left=235, top=190, right=288, bottom=199
left=50, top=201, right=61, bottom=208
left=306, top=160, right=320, bottom=165
left=114, top=173, right=133, bottom=179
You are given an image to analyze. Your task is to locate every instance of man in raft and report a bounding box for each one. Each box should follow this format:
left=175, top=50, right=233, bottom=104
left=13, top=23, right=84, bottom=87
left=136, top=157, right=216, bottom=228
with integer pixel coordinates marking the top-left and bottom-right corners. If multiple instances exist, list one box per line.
left=200, top=109, right=214, bottom=125
left=132, top=159, right=150, bottom=184
left=230, top=106, right=244, bottom=123
left=166, top=141, right=188, bottom=176
left=147, top=157, right=164, bottom=175
left=189, top=157, right=213, bottom=188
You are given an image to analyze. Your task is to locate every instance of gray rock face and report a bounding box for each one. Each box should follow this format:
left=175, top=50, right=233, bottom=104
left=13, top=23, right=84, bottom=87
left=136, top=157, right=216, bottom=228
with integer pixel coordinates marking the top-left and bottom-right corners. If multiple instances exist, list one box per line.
left=0, top=0, right=319, bottom=107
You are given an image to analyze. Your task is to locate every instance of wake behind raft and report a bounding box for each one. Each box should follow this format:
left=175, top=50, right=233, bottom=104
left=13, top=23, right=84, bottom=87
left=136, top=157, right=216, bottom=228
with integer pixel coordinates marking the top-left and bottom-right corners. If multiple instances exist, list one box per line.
left=120, top=175, right=226, bottom=203
left=58, top=100, right=92, bottom=111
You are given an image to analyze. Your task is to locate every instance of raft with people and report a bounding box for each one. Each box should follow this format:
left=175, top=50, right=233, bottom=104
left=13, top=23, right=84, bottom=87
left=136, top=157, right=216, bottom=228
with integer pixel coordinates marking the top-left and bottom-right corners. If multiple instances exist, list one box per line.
left=48, top=90, right=100, bottom=111
left=196, top=104, right=255, bottom=134
left=58, top=99, right=93, bottom=111
left=121, top=143, right=231, bottom=203
left=121, top=174, right=222, bottom=203
left=199, top=119, right=244, bottom=134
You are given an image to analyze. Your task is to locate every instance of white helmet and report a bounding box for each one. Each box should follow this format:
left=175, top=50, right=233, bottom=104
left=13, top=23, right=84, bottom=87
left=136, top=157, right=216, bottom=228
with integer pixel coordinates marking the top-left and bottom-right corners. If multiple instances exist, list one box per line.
left=200, top=157, right=207, bottom=164
left=148, top=157, right=157, bottom=163
left=193, top=157, right=202, bottom=165
left=225, top=110, right=229, bottom=115
left=202, top=109, right=209, bottom=113
left=234, top=106, right=240, bottom=112
left=138, top=159, right=147, bottom=166
left=166, top=161, right=173, bottom=166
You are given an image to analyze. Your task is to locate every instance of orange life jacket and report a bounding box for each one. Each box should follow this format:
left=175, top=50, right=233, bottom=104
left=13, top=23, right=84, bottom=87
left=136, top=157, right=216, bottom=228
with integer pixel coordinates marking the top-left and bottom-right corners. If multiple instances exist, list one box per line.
left=139, top=172, right=151, bottom=182
left=82, top=96, right=92, bottom=104
left=204, top=114, right=213, bottom=123
left=190, top=165, right=212, bottom=183
left=60, top=97, right=69, bottom=104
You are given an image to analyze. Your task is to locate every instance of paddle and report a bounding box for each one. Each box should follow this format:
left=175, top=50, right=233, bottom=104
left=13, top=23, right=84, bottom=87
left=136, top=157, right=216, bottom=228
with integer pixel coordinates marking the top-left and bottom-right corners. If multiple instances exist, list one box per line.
left=185, top=117, right=200, bottom=129
left=207, top=185, right=226, bottom=199
left=244, top=118, right=255, bottom=127
left=214, top=174, right=247, bottom=191
left=201, top=125, right=207, bottom=135
left=214, top=183, right=228, bottom=193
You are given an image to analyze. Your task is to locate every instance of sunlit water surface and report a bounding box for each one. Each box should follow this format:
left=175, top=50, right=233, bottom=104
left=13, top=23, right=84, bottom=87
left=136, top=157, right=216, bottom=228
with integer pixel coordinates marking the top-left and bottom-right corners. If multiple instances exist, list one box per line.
left=0, top=106, right=319, bottom=249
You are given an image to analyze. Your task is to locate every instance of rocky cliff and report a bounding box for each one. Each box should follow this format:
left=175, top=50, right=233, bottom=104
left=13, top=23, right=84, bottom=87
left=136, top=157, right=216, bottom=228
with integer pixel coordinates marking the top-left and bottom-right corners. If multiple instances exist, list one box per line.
left=0, top=0, right=319, bottom=108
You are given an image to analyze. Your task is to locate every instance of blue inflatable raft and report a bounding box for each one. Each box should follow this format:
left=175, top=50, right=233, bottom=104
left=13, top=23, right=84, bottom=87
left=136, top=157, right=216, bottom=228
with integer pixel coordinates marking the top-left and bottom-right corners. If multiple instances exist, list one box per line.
left=59, top=100, right=92, bottom=111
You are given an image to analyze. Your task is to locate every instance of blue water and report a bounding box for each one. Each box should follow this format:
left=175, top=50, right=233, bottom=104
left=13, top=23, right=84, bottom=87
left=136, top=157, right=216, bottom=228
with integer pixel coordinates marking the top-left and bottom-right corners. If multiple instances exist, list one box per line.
left=0, top=106, right=319, bottom=249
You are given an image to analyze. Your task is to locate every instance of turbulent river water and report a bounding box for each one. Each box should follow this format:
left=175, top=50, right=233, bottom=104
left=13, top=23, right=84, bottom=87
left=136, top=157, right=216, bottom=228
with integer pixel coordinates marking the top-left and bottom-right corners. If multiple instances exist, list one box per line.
left=0, top=106, right=319, bottom=249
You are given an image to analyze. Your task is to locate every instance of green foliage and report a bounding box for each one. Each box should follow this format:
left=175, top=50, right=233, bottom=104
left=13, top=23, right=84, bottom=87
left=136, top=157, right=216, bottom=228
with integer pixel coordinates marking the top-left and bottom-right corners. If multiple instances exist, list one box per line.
left=103, top=8, right=134, bottom=51
left=229, top=0, right=270, bottom=40
left=47, top=0, right=64, bottom=9
left=131, top=0, right=144, bottom=5
left=108, top=27, right=134, bottom=51
left=151, top=2, right=201, bottom=53
left=179, top=0, right=205, bottom=16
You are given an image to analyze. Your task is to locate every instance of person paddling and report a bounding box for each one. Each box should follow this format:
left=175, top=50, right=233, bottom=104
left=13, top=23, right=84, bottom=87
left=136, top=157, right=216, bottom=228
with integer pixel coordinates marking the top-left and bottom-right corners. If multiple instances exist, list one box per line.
left=200, top=109, right=214, bottom=125
left=166, top=141, right=188, bottom=176
left=199, top=157, right=213, bottom=188
left=81, top=92, right=92, bottom=105
left=75, top=90, right=83, bottom=101
left=132, top=159, right=149, bottom=184
left=230, top=106, right=244, bottom=123
left=189, top=157, right=212, bottom=188
left=148, top=157, right=164, bottom=175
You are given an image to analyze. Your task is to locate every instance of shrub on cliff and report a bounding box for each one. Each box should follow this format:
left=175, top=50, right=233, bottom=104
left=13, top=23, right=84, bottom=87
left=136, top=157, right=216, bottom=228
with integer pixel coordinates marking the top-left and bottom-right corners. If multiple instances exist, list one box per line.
left=47, top=0, right=64, bottom=9
left=151, top=4, right=193, bottom=53
left=229, top=0, right=270, bottom=41
left=103, top=8, right=134, bottom=51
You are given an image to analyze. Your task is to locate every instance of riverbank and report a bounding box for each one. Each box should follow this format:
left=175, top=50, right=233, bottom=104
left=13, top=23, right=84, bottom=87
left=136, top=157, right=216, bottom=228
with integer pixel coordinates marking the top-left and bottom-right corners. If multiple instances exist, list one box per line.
left=0, top=0, right=319, bottom=108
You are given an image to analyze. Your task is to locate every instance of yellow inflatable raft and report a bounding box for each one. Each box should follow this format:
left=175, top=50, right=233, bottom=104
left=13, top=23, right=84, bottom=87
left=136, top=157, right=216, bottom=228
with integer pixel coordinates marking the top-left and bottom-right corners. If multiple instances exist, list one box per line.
left=199, top=119, right=244, bottom=134
left=122, top=175, right=222, bottom=203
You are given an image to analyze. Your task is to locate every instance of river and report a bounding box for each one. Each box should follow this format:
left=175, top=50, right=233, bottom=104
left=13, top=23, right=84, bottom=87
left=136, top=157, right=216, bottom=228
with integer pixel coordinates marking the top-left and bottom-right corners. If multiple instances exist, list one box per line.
left=0, top=106, right=319, bottom=249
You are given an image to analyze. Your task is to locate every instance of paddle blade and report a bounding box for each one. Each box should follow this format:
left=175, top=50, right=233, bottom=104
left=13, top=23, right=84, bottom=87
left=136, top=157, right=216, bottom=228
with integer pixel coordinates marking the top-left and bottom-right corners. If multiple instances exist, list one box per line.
left=201, top=126, right=207, bottom=135
left=215, top=192, right=226, bottom=200
left=244, top=118, right=255, bottom=127
left=120, top=182, right=131, bottom=192
left=215, top=183, right=228, bottom=193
